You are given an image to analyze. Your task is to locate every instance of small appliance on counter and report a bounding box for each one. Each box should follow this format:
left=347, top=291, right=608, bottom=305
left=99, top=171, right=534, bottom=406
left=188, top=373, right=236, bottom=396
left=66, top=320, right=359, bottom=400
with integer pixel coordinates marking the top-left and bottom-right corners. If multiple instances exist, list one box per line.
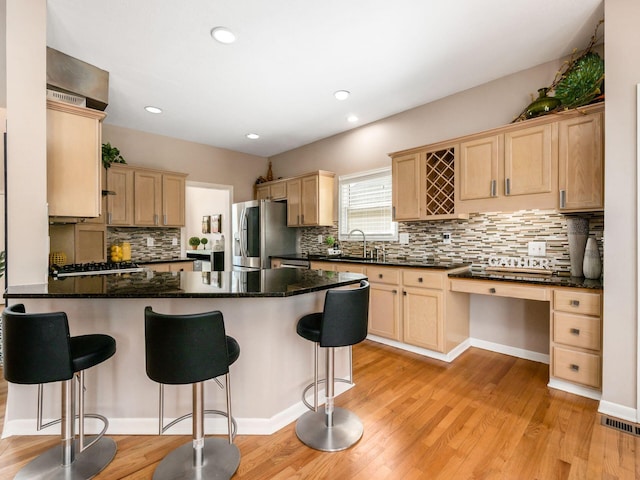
left=232, top=200, right=296, bottom=270
left=50, top=261, right=145, bottom=277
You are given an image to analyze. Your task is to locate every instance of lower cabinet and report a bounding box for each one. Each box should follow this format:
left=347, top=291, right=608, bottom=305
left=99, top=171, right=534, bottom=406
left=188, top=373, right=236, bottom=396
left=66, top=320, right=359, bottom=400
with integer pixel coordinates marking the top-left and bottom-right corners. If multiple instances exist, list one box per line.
left=49, top=223, right=107, bottom=264
left=141, top=261, right=194, bottom=272
left=550, top=288, right=602, bottom=389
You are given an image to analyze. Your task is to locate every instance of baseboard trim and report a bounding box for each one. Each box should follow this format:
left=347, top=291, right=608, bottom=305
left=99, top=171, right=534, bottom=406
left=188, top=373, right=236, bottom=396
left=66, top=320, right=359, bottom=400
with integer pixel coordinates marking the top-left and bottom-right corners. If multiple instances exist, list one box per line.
left=598, top=399, right=637, bottom=424
left=470, top=338, right=550, bottom=364
left=366, top=335, right=470, bottom=363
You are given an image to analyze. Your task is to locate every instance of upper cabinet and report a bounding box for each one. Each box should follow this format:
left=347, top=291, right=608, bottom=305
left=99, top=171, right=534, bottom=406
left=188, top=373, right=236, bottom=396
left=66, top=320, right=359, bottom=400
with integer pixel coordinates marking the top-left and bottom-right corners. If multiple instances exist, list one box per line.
left=558, top=111, right=604, bottom=212
left=287, top=172, right=334, bottom=226
left=106, top=164, right=186, bottom=227
left=392, top=103, right=604, bottom=217
left=255, top=180, right=287, bottom=201
left=391, top=144, right=467, bottom=221
left=47, top=100, right=106, bottom=217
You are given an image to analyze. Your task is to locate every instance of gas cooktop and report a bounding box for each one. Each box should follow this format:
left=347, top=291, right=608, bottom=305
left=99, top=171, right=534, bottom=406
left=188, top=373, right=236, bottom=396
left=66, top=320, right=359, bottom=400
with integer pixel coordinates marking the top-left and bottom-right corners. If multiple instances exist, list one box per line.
left=50, top=261, right=146, bottom=277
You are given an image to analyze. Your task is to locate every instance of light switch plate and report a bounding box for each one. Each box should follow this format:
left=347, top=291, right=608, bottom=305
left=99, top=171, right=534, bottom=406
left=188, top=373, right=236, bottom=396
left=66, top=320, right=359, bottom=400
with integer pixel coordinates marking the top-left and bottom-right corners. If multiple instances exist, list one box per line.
left=442, top=232, right=452, bottom=244
left=147, top=237, right=154, bottom=247
left=399, top=233, right=409, bottom=245
left=528, top=241, right=546, bottom=257
left=318, top=235, right=323, bottom=244
left=172, top=238, right=178, bottom=246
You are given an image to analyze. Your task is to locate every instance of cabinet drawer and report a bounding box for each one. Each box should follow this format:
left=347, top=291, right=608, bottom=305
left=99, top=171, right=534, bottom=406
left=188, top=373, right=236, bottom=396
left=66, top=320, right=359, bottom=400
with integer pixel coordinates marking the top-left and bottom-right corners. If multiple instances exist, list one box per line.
left=553, top=312, right=601, bottom=351
left=334, top=263, right=366, bottom=274
left=554, top=289, right=601, bottom=316
left=402, top=270, right=443, bottom=289
left=366, top=266, right=400, bottom=285
left=449, top=279, right=550, bottom=301
left=552, top=346, right=601, bottom=389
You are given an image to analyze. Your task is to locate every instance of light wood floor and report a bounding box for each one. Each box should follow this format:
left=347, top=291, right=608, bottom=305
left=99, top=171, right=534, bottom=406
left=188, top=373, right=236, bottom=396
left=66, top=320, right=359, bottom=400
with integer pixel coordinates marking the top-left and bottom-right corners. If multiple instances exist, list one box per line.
left=0, top=341, right=638, bottom=479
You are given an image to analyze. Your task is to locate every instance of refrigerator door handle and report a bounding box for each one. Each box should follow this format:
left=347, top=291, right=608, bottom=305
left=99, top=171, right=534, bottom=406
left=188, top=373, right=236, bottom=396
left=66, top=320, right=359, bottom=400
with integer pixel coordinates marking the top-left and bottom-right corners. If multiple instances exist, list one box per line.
left=240, top=207, right=249, bottom=258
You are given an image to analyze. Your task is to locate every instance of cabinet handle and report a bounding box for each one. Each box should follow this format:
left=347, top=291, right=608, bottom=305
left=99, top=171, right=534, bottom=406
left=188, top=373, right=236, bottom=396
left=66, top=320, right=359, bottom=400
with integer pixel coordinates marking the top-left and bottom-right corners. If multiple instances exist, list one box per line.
left=392, top=289, right=397, bottom=294
left=570, top=364, right=580, bottom=372
left=392, top=206, right=396, bottom=221
left=560, top=189, right=566, bottom=208
left=570, top=328, right=581, bottom=335
left=301, top=214, right=304, bottom=224
left=154, top=214, right=159, bottom=226
left=107, top=212, right=112, bottom=225
left=163, top=214, right=167, bottom=225
left=418, top=277, right=423, bottom=283
left=378, top=274, right=383, bottom=279
left=570, top=300, right=580, bottom=307
left=489, top=287, right=496, bottom=294
left=505, top=178, right=511, bottom=195
left=490, top=179, right=497, bottom=197
left=403, top=291, right=407, bottom=296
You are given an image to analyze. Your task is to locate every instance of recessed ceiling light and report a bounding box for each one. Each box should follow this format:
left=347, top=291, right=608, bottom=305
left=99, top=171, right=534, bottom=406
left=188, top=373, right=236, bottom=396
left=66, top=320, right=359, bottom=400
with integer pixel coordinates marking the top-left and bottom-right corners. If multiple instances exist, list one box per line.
left=334, top=90, right=350, bottom=101
left=347, top=114, right=358, bottom=123
left=144, top=106, right=163, bottom=114
left=246, top=133, right=260, bottom=140
left=211, top=27, right=236, bottom=44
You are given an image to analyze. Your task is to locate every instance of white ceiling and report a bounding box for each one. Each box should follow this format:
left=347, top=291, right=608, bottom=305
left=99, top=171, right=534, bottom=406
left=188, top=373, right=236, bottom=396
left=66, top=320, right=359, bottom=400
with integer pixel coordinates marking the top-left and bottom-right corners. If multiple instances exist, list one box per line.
left=45, top=0, right=604, bottom=158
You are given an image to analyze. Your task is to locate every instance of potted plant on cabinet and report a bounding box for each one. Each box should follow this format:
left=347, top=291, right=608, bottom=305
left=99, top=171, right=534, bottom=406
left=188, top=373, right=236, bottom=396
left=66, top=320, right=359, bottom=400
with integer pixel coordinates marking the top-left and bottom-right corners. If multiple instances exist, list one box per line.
left=188, top=237, right=201, bottom=250
left=102, top=142, right=127, bottom=169
left=200, top=238, right=208, bottom=250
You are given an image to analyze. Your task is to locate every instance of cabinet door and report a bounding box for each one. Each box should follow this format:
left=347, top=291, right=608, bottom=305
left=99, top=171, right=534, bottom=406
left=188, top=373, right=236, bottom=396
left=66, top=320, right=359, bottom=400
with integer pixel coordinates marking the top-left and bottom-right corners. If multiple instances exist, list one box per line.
left=392, top=153, right=421, bottom=220
left=256, top=185, right=270, bottom=200
left=458, top=135, right=501, bottom=201
left=134, top=171, right=162, bottom=226
left=558, top=112, right=603, bottom=211
left=403, top=287, right=443, bottom=352
left=287, top=178, right=302, bottom=226
left=106, top=166, right=134, bottom=225
left=47, top=101, right=104, bottom=217
left=162, top=174, right=186, bottom=227
left=504, top=123, right=554, bottom=197
left=369, top=282, right=401, bottom=340
left=75, top=224, right=106, bottom=263
left=270, top=181, right=287, bottom=200
left=301, top=175, right=319, bottom=225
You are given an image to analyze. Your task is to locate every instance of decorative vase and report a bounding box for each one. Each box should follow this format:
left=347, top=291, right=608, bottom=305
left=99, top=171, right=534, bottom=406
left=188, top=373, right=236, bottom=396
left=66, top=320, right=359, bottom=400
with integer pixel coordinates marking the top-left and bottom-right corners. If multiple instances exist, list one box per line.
left=526, top=88, right=562, bottom=119
left=583, top=237, right=602, bottom=279
left=266, top=161, right=274, bottom=182
left=567, top=216, right=589, bottom=277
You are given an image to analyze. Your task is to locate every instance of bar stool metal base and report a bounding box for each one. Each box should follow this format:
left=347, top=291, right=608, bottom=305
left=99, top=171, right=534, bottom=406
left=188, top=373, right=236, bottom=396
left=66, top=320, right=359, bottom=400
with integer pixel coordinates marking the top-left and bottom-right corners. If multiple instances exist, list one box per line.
left=15, top=437, right=116, bottom=480
left=295, top=407, right=363, bottom=452
left=152, top=438, right=240, bottom=480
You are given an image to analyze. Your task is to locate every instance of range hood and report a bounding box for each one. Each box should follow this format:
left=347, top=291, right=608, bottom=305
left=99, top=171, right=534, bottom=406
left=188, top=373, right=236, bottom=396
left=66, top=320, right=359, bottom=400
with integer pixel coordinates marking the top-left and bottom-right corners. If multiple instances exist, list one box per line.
left=46, top=47, right=109, bottom=111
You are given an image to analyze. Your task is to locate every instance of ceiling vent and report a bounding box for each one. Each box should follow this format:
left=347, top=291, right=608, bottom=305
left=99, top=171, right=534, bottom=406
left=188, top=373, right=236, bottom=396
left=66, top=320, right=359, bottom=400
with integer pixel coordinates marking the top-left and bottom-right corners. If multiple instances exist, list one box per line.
left=46, top=47, right=109, bottom=111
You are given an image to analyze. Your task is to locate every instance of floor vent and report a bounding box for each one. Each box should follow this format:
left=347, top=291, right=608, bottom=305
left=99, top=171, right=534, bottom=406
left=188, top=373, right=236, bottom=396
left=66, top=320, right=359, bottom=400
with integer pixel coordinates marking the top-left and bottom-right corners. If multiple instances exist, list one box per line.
left=601, top=416, right=640, bottom=436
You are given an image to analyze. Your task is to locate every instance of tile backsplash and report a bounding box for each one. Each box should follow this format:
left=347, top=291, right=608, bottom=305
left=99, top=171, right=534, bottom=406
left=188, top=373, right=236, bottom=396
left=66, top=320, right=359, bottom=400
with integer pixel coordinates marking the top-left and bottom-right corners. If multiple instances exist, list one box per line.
left=298, top=210, right=604, bottom=273
left=108, top=227, right=182, bottom=262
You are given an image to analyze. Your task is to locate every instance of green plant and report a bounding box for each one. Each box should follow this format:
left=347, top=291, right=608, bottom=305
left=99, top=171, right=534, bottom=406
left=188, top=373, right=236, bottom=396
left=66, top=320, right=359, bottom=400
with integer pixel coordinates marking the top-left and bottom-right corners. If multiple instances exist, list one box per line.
left=0, top=251, right=5, bottom=279
left=188, top=237, right=201, bottom=247
left=325, top=236, right=335, bottom=247
left=200, top=238, right=209, bottom=248
left=102, top=142, right=127, bottom=169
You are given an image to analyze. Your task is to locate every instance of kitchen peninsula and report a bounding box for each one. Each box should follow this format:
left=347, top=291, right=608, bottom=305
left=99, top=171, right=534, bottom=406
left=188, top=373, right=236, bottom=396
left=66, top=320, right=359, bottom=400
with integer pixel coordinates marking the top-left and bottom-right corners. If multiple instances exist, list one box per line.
left=2, top=269, right=366, bottom=437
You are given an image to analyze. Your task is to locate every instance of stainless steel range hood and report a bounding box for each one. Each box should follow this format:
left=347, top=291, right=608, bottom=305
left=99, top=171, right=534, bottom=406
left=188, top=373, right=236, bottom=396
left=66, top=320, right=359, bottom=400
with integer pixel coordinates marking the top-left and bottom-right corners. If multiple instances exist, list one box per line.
left=46, top=47, right=109, bottom=111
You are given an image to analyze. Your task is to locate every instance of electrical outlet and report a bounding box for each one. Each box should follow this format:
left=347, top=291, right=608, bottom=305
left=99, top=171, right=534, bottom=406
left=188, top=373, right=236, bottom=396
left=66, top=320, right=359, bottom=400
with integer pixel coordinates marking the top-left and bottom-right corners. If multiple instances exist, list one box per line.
left=172, top=238, right=178, bottom=246
left=528, top=241, right=546, bottom=257
left=147, top=237, right=154, bottom=247
left=399, top=233, right=409, bottom=245
left=318, top=235, right=323, bottom=244
left=442, top=232, right=452, bottom=244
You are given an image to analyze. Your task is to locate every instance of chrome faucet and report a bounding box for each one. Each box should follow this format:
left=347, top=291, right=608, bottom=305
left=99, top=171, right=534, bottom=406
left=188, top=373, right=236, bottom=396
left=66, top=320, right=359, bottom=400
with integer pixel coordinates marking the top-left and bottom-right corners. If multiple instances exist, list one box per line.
left=348, top=229, right=366, bottom=258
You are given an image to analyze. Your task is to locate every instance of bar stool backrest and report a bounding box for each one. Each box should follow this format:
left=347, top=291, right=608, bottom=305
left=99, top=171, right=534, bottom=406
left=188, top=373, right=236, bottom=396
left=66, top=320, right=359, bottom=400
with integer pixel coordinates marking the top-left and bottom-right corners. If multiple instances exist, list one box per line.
left=144, top=307, right=231, bottom=385
left=2, top=303, right=74, bottom=384
left=319, top=280, right=370, bottom=348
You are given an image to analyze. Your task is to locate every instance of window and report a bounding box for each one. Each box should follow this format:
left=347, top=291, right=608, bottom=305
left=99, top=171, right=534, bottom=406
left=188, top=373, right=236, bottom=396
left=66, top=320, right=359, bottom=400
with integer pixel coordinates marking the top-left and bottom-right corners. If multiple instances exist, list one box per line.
left=338, top=167, right=397, bottom=242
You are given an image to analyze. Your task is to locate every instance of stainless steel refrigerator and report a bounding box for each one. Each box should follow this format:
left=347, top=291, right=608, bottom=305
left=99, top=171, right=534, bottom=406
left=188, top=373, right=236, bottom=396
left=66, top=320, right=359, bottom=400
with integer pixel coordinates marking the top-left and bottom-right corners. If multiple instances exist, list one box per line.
left=232, top=200, right=296, bottom=270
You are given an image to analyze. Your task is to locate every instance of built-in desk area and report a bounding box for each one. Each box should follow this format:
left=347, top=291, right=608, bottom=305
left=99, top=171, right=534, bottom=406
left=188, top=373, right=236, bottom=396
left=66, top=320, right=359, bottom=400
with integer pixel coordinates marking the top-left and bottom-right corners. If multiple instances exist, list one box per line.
left=449, top=270, right=603, bottom=399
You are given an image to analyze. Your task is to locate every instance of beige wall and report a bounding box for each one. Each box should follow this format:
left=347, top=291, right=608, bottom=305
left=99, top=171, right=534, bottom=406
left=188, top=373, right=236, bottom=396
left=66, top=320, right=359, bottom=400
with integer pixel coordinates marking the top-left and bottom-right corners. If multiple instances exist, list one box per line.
left=102, top=124, right=267, bottom=203
left=602, top=0, right=638, bottom=418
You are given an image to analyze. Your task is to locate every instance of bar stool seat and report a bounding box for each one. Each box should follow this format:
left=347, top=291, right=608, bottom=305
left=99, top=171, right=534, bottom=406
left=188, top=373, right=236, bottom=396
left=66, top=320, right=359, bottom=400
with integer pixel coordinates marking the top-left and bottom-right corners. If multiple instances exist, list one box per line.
left=295, top=280, right=370, bottom=452
left=2, top=303, right=117, bottom=480
left=144, top=307, right=240, bottom=480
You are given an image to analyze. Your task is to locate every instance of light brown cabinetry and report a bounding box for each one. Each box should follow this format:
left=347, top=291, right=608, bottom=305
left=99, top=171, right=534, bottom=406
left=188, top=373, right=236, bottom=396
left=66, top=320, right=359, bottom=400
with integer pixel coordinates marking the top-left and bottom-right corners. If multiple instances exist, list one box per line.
left=141, top=261, right=194, bottom=272
left=558, top=111, right=604, bottom=211
left=457, top=123, right=557, bottom=213
left=107, top=165, right=186, bottom=227
left=551, top=288, right=602, bottom=389
left=391, top=145, right=467, bottom=221
left=47, top=100, right=105, bottom=218
left=256, top=180, right=287, bottom=201
left=50, top=223, right=107, bottom=264
left=286, top=172, right=334, bottom=226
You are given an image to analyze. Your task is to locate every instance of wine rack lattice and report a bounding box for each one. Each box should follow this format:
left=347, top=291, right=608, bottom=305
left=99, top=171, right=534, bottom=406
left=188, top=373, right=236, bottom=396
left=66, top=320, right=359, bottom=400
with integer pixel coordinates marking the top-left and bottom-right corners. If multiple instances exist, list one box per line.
left=425, top=148, right=455, bottom=216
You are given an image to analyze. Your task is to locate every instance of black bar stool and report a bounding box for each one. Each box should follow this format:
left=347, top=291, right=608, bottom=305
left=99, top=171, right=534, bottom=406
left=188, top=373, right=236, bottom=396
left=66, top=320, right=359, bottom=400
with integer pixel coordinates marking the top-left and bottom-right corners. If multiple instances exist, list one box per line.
left=295, top=280, right=370, bottom=451
left=144, top=306, right=241, bottom=480
left=2, top=303, right=117, bottom=480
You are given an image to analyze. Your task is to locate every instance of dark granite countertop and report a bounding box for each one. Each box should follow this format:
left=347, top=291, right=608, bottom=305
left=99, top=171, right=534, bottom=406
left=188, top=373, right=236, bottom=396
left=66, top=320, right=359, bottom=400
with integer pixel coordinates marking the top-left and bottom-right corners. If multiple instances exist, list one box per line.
left=272, top=254, right=470, bottom=270
left=137, top=257, right=194, bottom=265
left=448, top=269, right=603, bottom=290
left=5, top=269, right=367, bottom=299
